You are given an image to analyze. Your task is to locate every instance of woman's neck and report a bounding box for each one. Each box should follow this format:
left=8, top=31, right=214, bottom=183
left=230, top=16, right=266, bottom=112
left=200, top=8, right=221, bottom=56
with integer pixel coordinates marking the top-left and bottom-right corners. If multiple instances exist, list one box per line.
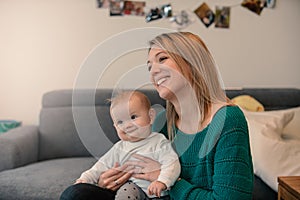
left=170, top=88, right=228, bottom=134
left=170, top=87, right=202, bottom=134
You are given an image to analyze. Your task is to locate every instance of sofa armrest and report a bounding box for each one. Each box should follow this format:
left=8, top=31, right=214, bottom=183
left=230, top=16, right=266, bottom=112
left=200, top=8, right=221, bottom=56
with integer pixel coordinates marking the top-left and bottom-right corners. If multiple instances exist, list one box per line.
left=0, top=125, right=39, bottom=172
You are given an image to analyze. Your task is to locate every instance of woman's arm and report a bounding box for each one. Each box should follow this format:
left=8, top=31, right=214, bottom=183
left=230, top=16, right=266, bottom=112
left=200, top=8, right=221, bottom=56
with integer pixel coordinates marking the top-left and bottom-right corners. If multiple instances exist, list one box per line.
left=170, top=131, right=253, bottom=199
left=151, top=109, right=253, bottom=199
left=169, top=108, right=254, bottom=200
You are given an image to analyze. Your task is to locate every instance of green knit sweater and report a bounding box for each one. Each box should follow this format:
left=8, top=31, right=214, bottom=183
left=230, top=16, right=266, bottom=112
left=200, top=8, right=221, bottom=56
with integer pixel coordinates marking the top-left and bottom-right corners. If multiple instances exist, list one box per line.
left=152, top=106, right=253, bottom=200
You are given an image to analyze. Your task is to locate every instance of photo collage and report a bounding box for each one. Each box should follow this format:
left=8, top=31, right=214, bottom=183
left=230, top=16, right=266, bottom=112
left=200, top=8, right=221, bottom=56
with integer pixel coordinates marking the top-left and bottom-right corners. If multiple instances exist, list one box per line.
left=96, top=0, right=276, bottom=29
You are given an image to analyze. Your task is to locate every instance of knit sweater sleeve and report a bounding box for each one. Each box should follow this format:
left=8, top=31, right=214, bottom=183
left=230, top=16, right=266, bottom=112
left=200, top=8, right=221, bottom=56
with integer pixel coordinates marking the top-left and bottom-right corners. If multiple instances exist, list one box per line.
left=169, top=106, right=254, bottom=200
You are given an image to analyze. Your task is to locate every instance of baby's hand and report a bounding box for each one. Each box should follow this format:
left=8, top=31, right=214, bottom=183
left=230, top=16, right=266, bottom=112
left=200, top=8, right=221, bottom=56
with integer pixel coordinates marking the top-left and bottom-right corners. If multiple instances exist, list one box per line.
left=147, top=180, right=167, bottom=197
left=75, top=179, right=87, bottom=184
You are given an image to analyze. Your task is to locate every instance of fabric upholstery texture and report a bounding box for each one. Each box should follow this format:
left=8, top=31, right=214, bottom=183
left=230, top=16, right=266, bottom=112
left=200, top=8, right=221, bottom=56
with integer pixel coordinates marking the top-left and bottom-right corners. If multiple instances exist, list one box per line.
left=39, top=107, right=91, bottom=160
left=0, top=126, right=39, bottom=171
left=0, top=157, right=96, bottom=200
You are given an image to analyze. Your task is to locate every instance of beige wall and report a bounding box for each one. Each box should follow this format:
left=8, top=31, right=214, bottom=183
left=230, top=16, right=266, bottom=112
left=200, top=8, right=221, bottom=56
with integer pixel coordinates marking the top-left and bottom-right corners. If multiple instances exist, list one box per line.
left=1, top=0, right=300, bottom=125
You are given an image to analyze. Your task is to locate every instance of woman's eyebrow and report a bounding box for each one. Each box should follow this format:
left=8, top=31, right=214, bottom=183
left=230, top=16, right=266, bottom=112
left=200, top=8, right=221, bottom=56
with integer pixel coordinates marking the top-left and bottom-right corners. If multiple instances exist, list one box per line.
left=147, top=51, right=165, bottom=65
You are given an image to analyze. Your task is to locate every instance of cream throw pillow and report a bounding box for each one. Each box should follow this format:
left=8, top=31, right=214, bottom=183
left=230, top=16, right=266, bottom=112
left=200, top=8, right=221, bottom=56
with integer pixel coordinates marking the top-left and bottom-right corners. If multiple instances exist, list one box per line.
left=243, top=109, right=300, bottom=191
left=243, top=109, right=294, bottom=139
left=282, top=107, right=300, bottom=140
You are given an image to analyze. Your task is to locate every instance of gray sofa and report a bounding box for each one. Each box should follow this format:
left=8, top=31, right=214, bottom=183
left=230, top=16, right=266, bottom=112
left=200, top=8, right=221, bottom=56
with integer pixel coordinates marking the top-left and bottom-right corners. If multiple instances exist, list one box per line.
left=0, top=88, right=299, bottom=200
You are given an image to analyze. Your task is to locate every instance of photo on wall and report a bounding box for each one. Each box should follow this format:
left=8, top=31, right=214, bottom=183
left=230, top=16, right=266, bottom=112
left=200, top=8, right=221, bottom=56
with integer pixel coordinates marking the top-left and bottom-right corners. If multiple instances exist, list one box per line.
left=110, top=0, right=124, bottom=16
left=194, top=2, right=215, bottom=28
left=215, top=6, right=230, bottom=29
left=96, top=0, right=110, bottom=8
left=123, top=1, right=146, bottom=16
left=241, top=0, right=266, bottom=15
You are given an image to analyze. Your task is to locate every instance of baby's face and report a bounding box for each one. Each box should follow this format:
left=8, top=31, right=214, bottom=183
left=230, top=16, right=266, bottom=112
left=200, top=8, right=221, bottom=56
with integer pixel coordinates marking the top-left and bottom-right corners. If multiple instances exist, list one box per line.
left=111, top=96, right=152, bottom=142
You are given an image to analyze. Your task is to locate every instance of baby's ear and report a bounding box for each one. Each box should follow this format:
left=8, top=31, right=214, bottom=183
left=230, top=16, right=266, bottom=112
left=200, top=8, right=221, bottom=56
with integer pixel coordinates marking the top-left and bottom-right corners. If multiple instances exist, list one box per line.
left=149, top=108, right=156, bottom=124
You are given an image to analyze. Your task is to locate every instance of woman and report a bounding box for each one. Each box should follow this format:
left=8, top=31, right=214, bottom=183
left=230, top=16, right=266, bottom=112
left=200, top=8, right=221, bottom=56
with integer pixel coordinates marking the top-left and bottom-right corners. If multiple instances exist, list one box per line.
left=136, top=32, right=254, bottom=199
left=60, top=32, right=253, bottom=200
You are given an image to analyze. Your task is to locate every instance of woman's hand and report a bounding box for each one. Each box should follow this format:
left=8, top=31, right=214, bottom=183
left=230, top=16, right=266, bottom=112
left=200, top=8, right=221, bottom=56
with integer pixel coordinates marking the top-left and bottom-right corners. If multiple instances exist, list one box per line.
left=126, top=154, right=161, bottom=182
left=98, top=162, right=133, bottom=191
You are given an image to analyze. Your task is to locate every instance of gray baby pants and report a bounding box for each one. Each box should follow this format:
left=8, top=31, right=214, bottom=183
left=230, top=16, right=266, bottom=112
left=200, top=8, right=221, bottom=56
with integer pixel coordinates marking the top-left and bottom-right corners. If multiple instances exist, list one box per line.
left=115, top=181, right=170, bottom=200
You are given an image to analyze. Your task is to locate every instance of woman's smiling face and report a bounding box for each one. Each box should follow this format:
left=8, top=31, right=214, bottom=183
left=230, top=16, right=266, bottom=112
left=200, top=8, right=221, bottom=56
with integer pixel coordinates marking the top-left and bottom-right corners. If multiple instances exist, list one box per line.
left=147, top=46, right=189, bottom=101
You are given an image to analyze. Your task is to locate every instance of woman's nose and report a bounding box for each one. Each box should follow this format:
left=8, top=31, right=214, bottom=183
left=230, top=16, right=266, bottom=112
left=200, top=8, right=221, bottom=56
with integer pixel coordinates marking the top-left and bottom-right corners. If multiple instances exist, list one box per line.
left=149, top=62, right=160, bottom=75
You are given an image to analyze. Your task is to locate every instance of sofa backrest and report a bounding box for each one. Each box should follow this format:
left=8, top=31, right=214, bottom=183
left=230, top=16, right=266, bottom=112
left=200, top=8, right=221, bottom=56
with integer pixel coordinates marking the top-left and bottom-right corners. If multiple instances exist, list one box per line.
left=38, top=88, right=299, bottom=161
left=38, top=89, right=166, bottom=161
left=226, top=88, right=300, bottom=110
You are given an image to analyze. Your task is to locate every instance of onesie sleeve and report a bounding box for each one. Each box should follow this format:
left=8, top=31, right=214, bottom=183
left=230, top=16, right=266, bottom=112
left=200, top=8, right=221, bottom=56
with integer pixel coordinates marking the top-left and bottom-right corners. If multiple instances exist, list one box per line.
left=78, top=160, right=109, bottom=184
left=78, top=145, right=118, bottom=184
left=155, top=135, right=181, bottom=188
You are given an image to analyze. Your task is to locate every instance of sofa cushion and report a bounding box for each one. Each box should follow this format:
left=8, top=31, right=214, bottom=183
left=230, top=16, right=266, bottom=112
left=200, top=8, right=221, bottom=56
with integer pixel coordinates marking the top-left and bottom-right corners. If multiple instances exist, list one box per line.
left=0, top=157, right=96, bottom=200
left=231, top=95, right=264, bottom=111
left=243, top=108, right=295, bottom=139
left=282, top=106, right=300, bottom=140
left=244, top=109, right=300, bottom=191
left=39, top=107, right=92, bottom=160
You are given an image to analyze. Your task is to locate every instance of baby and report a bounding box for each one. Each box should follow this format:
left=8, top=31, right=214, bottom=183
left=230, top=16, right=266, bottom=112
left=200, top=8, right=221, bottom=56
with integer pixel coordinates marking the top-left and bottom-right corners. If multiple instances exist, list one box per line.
left=76, top=90, right=180, bottom=199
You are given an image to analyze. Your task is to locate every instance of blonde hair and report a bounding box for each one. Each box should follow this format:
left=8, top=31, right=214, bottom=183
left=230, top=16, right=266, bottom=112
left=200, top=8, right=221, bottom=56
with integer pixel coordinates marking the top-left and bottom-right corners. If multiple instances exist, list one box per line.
left=149, top=32, right=226, bottom=140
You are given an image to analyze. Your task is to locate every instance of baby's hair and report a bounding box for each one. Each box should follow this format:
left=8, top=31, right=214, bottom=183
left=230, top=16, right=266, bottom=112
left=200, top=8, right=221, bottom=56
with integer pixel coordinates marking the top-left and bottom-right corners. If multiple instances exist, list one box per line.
left=109, top=90, right=151, bottom=110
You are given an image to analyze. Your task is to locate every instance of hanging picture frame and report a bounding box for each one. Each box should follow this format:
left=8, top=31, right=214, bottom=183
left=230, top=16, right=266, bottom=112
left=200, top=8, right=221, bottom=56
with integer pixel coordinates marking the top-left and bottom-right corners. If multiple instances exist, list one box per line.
left=215, top=6, right=230, bottom=28
left=241, top=0, right=266, bottom=15
left=123, top=1, right=146, bottom=16
left=194, top=2, right=215, bottom=28
left=96, top=0, right=110, bottom=8
left=110, top=0, right=124, bottom=16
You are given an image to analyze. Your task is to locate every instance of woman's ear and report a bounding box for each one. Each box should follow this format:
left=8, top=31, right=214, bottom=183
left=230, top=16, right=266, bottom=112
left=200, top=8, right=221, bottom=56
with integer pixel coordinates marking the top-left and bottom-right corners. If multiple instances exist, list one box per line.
left=149, top=108, right=156, bottom=124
